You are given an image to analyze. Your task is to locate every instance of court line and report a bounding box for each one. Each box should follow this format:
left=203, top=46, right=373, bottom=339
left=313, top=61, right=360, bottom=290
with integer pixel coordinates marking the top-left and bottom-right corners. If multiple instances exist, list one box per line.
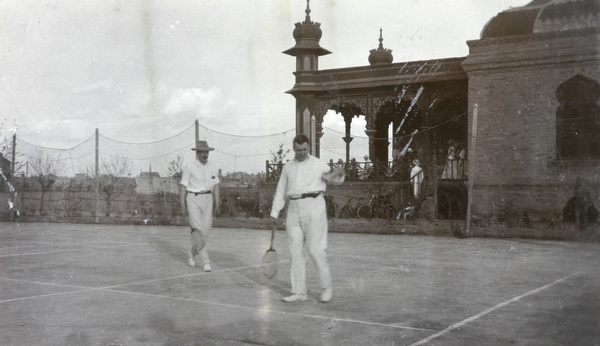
left=0, top=262, right=275, bottom=295
left=0, top=289, right=95, bottom=304
left=98, top=264, right=271, bottom=289
left=408, top=271, right=584, bottom=346
left=99, top=262, right=434, bottom=332
left=0, top=243, right=148, bottom=257
left=98, top=288, right=437, bottom=332
left=0, top=277, right=95, bottom=291
left=1, top=266, right=435, bottom=333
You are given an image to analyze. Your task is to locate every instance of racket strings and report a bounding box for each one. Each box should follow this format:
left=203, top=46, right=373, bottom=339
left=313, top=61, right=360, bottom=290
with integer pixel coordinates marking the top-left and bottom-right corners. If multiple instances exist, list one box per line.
left=262, top=249, right=278, bottom=278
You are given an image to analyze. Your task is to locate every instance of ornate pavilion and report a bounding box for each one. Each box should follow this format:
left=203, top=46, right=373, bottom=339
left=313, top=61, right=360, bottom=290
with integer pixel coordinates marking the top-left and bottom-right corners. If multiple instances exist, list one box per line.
left=280, top=0, right=600, bottom=229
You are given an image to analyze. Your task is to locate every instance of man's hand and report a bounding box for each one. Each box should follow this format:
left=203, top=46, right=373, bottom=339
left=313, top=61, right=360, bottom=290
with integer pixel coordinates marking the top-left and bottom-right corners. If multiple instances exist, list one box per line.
left=267, top=216, right=278, bottom=229
left=323, top=166, right=346, bottom=185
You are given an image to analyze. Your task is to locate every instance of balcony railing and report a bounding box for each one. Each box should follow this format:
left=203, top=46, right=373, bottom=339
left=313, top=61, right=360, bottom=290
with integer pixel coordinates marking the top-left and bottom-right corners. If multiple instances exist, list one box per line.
left=440, top=159, right=468, bottom=181
left=265, top=158, right=467, bottom=182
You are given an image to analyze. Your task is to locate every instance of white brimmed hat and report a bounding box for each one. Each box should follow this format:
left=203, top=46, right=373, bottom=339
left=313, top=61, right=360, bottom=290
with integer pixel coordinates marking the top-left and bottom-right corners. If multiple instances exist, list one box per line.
left=191, top=140, right=214, bottom=151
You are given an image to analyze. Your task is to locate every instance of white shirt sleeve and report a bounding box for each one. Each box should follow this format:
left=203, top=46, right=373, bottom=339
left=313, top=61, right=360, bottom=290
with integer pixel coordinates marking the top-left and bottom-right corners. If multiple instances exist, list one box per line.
left=179, top=164, right=191, bottom=188
left=270, top=164, right=288, bottom=219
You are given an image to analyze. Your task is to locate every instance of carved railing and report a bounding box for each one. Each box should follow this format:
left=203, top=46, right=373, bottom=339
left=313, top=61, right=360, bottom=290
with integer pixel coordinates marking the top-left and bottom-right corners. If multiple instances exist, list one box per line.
left=266, top=158, right=467, bottom=183
left=439, top=159, right=468, bottom=181
left=265, top=161, right=284, bottom=182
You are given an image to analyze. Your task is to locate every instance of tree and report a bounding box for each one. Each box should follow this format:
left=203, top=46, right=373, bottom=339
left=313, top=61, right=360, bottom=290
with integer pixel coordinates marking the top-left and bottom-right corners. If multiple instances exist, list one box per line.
left=270, top=143, right=290, bottom=165
left=261, top=143, right=290, bottom=183
left=28, top=148, right=66, bottom=214
left=98, top=155, right=136, bottom=216
left=167, top=152, right=185, bottom=180
left=0, top=118, right=25, bottom=178
left=0, top=137, right=25, bottom=178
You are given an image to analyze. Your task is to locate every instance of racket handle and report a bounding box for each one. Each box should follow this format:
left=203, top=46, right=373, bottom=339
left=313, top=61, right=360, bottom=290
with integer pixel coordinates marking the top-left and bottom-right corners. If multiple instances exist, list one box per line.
left=270, top=223, right=276, bottom=249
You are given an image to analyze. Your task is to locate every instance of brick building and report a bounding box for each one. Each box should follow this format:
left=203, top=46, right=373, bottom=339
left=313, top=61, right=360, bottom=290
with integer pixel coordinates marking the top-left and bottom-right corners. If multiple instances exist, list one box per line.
left=285, top=0, right=600, bottom=228
left=463, top=0, right=600, bottom=224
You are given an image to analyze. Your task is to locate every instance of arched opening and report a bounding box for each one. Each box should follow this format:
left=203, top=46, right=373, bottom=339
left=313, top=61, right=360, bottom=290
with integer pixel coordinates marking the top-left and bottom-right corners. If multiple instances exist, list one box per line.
left=556, top=74, right=600, bottom=160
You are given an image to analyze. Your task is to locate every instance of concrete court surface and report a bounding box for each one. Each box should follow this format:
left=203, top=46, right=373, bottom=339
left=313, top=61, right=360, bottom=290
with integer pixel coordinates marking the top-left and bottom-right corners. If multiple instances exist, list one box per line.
left=0, top=222, right=598, bottom=346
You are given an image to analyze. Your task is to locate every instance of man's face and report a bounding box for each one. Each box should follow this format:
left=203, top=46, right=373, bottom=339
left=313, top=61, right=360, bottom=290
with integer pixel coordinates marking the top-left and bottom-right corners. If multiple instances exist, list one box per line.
left=196, top=150, right=209, bottom=164
left=293, top=142, right=310, bottom=161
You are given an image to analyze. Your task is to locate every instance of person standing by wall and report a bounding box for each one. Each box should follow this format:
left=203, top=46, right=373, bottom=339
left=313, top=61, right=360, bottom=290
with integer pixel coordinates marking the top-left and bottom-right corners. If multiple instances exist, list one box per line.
left=180, top=140, right=220, bottom=272
left=410, top=159, right=424, bottom=199
left=441, top=140, right=457, bottom=180
left=456, top=143, right=467, bottom=179
left=268, top=134, right=345, bottom=303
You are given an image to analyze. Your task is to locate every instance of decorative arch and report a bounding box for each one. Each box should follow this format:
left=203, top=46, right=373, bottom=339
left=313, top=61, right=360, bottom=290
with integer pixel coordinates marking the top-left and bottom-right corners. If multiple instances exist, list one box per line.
left=315, top=97, right=367, bottom=162
left=371, top=98, right=424, bottom=163
left=556, top=74, right=600, bottom=160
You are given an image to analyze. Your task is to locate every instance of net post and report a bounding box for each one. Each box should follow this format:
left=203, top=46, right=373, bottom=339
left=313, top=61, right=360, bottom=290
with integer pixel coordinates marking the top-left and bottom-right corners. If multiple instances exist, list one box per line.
left=465, top=104, right=478, bottom=236
left=11, top=133, right=16, bottom=176
left=95, top=128, right=100, bottom=223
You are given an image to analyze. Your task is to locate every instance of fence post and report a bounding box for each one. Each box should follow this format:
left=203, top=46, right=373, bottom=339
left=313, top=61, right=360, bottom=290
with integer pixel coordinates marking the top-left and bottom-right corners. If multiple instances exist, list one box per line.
left=265, top=160, right=270, bottom=181
left=466, top=104, right=478, bottom=236
left=95, top=128, right=99, bottom=223
left=11, top=133, right=16, bottom=177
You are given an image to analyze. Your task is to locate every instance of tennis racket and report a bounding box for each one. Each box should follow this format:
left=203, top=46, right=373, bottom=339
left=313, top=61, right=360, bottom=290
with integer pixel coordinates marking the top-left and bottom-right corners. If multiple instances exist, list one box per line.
left=261, top=223, right=278, bottom=278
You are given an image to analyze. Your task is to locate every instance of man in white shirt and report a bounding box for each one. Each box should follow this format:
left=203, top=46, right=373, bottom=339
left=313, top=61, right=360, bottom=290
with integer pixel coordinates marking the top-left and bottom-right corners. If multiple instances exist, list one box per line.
left=179, top=140, right=220, bottom=272
left=269, top=134, right=344, bottom=303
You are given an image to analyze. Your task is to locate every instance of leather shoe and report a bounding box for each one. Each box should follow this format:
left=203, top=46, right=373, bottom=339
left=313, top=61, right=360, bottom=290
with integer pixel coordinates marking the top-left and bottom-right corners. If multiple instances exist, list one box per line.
left=187, top=258, right=195, bottom=267
left=283, top=294, right=307, bottom=303
left=320, top=286, right=333, bottom=303
left=203, top=263, right=212, bottom=272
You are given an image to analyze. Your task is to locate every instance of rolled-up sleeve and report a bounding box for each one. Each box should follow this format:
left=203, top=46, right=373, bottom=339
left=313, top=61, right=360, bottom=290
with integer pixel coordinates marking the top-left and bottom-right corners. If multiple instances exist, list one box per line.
left=179, top=164, right=190, bottom=188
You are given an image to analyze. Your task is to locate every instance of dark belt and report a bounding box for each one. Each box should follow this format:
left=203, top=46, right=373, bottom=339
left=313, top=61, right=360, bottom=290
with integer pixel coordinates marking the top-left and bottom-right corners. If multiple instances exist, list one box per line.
left=289, top=192, right=322, bottom=200
left=190, top=190, right=211, bottom=196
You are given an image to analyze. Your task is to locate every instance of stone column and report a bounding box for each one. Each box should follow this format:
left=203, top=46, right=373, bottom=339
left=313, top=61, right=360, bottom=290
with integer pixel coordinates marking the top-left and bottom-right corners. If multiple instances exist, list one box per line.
left=365, top=129, right=377, bottom=159
left=342, top=136, right=353, bottom=165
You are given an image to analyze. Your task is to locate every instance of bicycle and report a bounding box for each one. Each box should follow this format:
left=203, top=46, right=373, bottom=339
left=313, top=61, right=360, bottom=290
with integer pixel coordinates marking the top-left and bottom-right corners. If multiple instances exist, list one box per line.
left=324, top=194, right=338, bottom=220
left=338, top=195, right=363, bottom=219
left=358, top=165, right=374, bottom=180
left=357, top=193, right=398, bottom=220
left=254, top=203, right=271, bottom=219
left=217, top=198, right=235, bottom=218
left=255, top=202, right=288, bottom=219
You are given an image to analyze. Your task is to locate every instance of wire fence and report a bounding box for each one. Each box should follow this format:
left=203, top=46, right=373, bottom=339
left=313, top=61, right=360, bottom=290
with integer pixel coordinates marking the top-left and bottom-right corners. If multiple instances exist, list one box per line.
left=11, top=109, right=467, bottom=179
left=14, top=121, right=298, bottom=178
left=2, top=112, right=469, bottom=221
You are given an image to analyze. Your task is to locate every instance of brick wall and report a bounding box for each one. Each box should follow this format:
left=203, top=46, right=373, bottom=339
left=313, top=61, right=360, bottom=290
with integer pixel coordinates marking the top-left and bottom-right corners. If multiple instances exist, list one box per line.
left=464, top=30, right=600, bottom=225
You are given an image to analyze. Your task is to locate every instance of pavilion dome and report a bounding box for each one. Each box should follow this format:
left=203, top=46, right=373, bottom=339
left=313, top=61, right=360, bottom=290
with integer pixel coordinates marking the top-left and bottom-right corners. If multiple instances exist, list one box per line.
left=292, top=14, right=323, bottom=41
left=481, top=0, right=600, bottom=39
left=283, top=0, right=331, bottom=57
left=291, top=1, right=323, bottom=42
left=368, top=29, right=393, bottom=65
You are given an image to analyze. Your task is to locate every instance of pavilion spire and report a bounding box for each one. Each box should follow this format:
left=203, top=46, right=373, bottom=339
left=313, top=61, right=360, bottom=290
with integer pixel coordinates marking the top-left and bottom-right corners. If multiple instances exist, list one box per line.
left=304, top=0, right=311, bottom=22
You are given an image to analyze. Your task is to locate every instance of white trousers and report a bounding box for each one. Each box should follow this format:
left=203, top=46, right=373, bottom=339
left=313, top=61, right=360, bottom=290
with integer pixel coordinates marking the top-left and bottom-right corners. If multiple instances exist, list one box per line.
left=285, top=195, right=332, bottom=295
left=186, top=193, right=213, bottom=264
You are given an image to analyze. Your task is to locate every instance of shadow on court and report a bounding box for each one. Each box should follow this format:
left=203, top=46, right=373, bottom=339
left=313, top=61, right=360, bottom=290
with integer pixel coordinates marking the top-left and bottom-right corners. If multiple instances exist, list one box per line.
left=0, top=221, right=598, bottom=345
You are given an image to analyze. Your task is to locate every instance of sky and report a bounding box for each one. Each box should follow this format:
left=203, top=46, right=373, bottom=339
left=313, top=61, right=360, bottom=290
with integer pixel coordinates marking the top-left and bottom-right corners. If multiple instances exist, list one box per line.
left=0, top=0, right=532, bottom=176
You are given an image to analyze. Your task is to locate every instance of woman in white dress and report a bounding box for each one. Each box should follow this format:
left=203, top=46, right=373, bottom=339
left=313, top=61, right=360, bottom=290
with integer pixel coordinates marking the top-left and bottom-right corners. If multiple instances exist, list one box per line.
left=441, top=140, right=457, bottom=180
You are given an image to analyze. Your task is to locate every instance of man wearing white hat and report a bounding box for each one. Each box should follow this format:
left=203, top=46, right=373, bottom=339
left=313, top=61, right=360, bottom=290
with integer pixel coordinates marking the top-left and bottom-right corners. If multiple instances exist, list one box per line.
left=179, top=140, right=220, bottom=272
